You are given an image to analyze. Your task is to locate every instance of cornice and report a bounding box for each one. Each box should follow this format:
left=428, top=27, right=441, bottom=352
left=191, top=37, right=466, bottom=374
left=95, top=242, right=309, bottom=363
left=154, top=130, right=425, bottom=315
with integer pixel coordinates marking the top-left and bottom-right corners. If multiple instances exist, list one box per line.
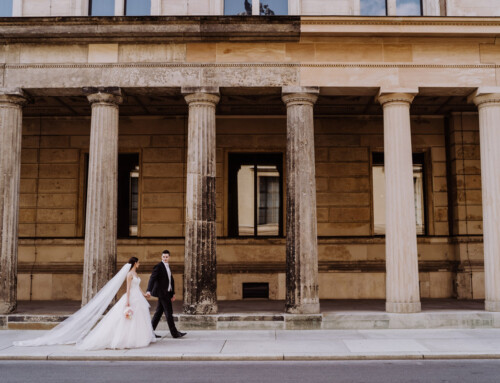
left=0, top=16, right=300, bottom=44
left=301, top=16, right=500, bottom=27
left=301, top=16, right=500, bottom=37
left=3, top=63, right=499, bottom=70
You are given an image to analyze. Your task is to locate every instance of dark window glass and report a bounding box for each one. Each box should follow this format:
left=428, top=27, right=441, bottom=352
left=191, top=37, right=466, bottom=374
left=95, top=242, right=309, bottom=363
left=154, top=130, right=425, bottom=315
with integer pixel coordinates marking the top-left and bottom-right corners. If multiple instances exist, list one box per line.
left=225, top=0, right=252, bottom=15
left=259, top=0, right=287, bottom=15
left=129, top=166, right=139, bottom=236
left=243, top=283, right=269, bottom=299
left=117, top=154, right=140, bottom=237
left=0, top=0, right=12, bottom=17
left=125, top=0, right=151, bottom=15
left=372, top=153, right=426, bottom=235
left=228, top=153, right=283, bottom=237
left=360, top=0, right=387, bottom=16
left=89, top=0, right=115, bottom=16
left=83, top=153, right=139, bottom=237
left=396, top=0, right=422, bottom=15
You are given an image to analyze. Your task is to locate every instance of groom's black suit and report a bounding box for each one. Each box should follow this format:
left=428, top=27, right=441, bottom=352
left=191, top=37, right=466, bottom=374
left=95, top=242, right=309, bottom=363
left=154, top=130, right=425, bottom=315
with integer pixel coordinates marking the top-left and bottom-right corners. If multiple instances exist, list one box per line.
left=147, top=262, right=179, bottom=336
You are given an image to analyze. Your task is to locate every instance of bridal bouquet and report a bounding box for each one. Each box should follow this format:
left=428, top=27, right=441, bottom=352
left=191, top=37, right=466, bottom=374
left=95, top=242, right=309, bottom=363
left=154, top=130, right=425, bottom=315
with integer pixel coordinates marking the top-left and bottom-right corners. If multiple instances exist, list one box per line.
left=124, top=307, right=134, bottom=320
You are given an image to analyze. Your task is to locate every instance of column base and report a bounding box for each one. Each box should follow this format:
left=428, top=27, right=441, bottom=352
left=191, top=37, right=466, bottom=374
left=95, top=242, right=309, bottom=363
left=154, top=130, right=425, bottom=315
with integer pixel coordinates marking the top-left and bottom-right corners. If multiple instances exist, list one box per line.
left=386, top=301, right=421, bottom=313
left=485, top=300, right=500, bottom=312
left=285, top=302, right=320, bottom=315
left=0, top=301, right=16, bottom=315
left=183, top=302, right=218, bottom=315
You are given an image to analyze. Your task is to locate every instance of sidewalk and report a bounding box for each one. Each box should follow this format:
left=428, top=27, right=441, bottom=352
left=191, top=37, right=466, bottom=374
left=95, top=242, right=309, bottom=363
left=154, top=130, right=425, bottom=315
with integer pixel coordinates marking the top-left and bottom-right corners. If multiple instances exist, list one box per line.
left=2, top=328, right=500, bottom=361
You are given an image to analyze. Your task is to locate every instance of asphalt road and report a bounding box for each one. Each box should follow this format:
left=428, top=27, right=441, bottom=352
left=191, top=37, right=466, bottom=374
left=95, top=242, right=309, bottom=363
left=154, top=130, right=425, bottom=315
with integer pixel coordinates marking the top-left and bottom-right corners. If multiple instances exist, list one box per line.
left=1, top=360, right=499, bottom=383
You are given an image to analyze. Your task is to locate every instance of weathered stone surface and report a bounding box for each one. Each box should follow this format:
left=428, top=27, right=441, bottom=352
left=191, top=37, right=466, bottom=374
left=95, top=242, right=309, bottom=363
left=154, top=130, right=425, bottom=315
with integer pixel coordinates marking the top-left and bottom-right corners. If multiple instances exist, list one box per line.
left=282, top=89, right=320, bottom=314
left=0, top=89, right=27, bottom=314
left=378, top=91, right=421, bottom=313
left=471, top=90, right=500, bottom=311
left=81, top=89, right=122, bottom=305
left=183, top=90, right=220, bottom=315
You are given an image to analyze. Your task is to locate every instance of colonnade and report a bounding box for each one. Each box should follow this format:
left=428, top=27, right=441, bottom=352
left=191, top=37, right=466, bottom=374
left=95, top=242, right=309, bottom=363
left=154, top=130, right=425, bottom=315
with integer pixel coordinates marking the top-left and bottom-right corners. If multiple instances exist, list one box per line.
left=1, top=86, right=500, bottom=315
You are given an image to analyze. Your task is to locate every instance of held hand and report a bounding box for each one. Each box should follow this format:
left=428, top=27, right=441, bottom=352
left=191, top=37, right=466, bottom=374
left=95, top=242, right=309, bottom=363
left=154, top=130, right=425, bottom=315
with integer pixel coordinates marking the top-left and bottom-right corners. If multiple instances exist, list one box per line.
left=145, top=291, right=151, bottom=298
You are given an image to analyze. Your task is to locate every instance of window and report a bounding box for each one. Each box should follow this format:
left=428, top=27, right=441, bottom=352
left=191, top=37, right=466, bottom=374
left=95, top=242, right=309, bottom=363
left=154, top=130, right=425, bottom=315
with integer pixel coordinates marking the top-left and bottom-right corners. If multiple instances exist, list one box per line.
left=0, top=0, right=12, bottom=17
left=224, top=0, right=287, bottom=15
left=225, top=0, right=252, bottom=15
left=82, top=153, right=139, bottom=237
left=117, top=154, right=140, bottom=238
left=372, top=153, right=426, bottom=235
left=228, top=153, right=283, bottom=237
left=125, top=0, right=151, bottom=16
left=396, top=0, right=422, bottom=16
left=243, top=283, right=269, bottom=299
left=259, top=0, right=287, bottom=15
left=89, top=0, right=115, bottom=16
left=360, top=0, right=387, bottom=16
left=129, top=166, right=139, bottom=236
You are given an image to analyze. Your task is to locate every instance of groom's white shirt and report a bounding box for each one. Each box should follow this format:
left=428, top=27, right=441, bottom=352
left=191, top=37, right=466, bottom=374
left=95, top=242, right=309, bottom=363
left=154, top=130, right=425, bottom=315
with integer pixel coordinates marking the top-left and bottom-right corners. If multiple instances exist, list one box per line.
left=163, top=261, right=172, bottom=292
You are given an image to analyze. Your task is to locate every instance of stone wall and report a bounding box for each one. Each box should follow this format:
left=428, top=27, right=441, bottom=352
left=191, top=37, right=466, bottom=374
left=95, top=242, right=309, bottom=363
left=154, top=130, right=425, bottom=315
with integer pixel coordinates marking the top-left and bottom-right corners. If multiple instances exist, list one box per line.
left=448, top=112, right=484, bottom=299
left=16, top=114, right=465, bottom=301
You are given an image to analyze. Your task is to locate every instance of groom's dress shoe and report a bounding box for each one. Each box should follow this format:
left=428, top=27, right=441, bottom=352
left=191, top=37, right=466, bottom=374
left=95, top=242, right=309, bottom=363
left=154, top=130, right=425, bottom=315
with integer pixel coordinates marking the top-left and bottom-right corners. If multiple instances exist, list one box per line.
left=154, top=334, right=161, bottom=338
left=172, top=331, right=186, bottom=338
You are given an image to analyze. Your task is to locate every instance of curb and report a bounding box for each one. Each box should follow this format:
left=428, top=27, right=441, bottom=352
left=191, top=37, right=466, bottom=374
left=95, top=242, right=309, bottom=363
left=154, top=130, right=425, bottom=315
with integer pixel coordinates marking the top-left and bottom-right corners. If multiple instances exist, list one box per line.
left=1, top=353, right=500, bottom=362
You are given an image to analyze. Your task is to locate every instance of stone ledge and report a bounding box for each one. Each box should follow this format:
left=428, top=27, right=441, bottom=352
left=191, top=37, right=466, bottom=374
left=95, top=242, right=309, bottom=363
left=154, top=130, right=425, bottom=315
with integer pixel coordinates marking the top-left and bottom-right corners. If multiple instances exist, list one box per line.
left=0, top=16, right=300, bottom=44
left=5, top=311, right=500, bottom=330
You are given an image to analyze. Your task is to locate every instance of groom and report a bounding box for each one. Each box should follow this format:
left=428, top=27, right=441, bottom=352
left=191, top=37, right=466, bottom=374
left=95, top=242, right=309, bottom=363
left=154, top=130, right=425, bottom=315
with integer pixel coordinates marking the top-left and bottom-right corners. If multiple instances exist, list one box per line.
left=146, top=250, right=186, bottom=339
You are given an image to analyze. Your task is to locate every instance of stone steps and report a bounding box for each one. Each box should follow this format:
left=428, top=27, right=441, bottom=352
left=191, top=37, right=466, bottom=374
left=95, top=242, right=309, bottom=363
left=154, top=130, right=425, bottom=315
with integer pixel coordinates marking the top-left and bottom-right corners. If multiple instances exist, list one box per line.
left=3, top=311, right=500, bottom=331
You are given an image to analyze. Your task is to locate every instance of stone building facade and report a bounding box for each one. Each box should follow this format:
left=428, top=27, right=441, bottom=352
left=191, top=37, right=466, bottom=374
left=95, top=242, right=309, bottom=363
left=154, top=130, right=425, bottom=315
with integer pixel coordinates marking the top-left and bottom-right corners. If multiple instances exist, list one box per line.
left=1, top=0, right=500, bottom=315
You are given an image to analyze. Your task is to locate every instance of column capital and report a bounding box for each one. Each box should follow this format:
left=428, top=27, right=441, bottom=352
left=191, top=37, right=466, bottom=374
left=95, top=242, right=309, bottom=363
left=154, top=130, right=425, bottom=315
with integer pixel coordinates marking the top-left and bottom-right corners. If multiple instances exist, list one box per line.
left=0, top=88, right=29, bottom=106
left=83, top=87, right=123, bottom=105
left=183, top=88, right=220, bottom=106
left=282, top=87, right=319, bottom=106
left=377, top=88, right=418, bottom=106
left=468, top=87, right=500, bottom=107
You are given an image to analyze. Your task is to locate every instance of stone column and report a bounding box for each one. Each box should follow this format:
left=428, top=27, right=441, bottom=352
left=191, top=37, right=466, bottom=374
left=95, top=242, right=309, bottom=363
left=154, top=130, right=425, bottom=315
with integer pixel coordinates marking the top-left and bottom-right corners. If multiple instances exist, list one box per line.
left=378, top=90, right=421, bottom=313
left=282, top=87, right=320, bottom=314
left=470, top=88, right=500, bottom=312
left=182, top=87, right=220, bottom=315
left=81, top=88, right=122, bottom=305
left=0, top=89, right=27, bottom=314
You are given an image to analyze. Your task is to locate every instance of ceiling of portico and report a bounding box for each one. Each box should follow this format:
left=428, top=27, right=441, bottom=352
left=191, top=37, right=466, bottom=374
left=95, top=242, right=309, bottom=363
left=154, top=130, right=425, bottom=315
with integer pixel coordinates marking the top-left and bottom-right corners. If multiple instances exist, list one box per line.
left=22, top=87, right=476, bottom=118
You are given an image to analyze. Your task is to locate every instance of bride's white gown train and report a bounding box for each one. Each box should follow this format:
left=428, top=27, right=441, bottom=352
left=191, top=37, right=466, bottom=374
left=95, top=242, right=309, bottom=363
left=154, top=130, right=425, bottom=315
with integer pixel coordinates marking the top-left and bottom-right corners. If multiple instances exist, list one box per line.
left=14, top=264, right=156, bottom=350
left=77, top=276, right=156, bottom=350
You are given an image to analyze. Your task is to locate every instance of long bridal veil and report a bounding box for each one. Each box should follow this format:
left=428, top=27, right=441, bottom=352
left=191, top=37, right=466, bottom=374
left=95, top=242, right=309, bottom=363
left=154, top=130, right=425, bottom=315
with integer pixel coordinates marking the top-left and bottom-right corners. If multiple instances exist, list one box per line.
left=14, top=263, right=132, bottom=347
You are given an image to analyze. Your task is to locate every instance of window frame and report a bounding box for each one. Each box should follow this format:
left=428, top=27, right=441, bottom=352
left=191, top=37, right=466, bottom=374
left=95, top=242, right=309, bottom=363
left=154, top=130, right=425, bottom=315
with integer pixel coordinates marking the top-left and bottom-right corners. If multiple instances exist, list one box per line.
left=371, top=152, right=428, bottom=236
left=228, top=152, right=284, bottom=238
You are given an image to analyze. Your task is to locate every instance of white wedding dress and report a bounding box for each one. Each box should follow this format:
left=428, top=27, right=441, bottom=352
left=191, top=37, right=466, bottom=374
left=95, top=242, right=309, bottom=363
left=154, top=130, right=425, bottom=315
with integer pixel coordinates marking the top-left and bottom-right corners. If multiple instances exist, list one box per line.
left=77, top=276, right=156, bottom=350
left=14, top=264, right=156, bottom=350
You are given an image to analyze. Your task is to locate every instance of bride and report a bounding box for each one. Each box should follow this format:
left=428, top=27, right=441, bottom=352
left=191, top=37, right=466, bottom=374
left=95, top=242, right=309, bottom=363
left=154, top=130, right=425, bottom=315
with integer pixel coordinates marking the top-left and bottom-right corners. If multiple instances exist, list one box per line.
left=14, top=257, right=156, bottom=350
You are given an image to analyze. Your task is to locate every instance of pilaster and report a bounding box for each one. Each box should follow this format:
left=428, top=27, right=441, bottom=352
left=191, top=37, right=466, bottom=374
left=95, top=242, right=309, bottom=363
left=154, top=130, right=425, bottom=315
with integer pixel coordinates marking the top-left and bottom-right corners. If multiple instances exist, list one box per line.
left=282, top=86, right=320, bottom=314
